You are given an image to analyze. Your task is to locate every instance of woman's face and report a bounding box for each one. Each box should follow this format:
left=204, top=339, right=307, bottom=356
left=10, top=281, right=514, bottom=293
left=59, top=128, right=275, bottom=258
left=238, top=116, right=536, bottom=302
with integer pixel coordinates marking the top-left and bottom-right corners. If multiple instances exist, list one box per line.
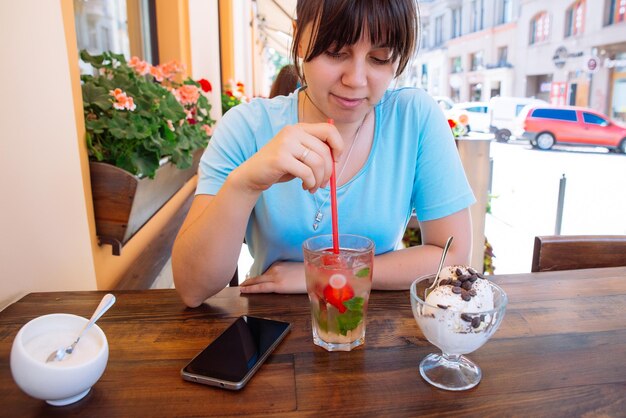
left=299, top=24, right=399, bottom=124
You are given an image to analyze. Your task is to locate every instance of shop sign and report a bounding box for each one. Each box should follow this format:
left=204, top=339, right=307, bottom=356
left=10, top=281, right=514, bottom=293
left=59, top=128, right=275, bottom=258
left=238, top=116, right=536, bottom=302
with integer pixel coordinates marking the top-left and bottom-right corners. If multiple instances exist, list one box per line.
left=540, top=82, right=552, bottom=93
left=586, top=56, right=599, bottom=73
left=552, top=46, right=584, bottom=69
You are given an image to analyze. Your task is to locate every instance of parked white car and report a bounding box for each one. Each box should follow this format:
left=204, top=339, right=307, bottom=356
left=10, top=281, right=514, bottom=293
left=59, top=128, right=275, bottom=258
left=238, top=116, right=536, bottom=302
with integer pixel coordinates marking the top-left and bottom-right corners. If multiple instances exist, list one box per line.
left=432, top=96, right=455, bottom=112
left=488, top=96, right=548, bottom=142
left=448, top=102, right=491, bottom=133
left=432, top=96, right=471, bottom=132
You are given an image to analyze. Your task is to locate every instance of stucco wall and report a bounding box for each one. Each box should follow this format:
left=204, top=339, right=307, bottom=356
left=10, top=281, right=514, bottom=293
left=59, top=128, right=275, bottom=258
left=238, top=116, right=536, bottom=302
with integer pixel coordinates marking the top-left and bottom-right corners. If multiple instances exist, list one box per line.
left=0, top=0, right=98, bottom=310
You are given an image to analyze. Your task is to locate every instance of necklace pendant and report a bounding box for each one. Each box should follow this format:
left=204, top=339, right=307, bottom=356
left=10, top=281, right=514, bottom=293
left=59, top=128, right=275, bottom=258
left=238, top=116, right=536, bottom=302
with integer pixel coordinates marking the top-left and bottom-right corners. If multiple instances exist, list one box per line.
left=313, top=210, right=323, bottom=230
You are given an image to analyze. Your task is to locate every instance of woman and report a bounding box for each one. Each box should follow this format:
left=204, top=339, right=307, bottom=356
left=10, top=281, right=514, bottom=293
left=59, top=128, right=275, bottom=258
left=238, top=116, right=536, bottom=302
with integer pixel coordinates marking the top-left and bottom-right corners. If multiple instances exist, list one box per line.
left=173, top=0, right=474, bottom=307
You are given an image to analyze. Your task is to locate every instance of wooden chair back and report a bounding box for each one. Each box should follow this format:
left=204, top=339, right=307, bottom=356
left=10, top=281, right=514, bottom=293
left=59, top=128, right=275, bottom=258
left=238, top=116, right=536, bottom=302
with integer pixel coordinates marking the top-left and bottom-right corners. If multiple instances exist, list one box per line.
left=531, top=235, right=626, bottom=272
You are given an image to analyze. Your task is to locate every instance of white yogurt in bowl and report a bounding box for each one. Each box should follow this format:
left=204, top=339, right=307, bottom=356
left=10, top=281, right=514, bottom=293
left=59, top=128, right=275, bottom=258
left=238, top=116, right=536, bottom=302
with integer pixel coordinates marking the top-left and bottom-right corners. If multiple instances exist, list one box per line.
left=10, top=313, right=109, bottom=406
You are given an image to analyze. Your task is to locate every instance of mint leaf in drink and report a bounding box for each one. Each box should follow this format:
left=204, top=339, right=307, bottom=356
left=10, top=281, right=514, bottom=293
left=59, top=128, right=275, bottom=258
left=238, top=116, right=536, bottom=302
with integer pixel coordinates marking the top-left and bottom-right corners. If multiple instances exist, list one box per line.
left=343, top=296, right=364, bottom=311
left=337, top=297, right=365, bottom=335
left=355, top=267, right=370, bottom=278
left=337, top=310, right=363, bottom=336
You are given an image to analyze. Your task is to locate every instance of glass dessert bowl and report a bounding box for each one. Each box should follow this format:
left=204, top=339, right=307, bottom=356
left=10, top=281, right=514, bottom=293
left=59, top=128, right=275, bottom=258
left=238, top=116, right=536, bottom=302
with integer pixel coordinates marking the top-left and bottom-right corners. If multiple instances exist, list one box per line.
left=410, top=267, right=508, bottom=391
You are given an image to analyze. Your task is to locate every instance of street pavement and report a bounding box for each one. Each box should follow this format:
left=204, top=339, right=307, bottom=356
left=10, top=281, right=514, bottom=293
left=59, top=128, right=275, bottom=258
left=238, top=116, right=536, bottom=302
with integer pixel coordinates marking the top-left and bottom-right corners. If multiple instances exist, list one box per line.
left=485, top=140, right=626, bottom=274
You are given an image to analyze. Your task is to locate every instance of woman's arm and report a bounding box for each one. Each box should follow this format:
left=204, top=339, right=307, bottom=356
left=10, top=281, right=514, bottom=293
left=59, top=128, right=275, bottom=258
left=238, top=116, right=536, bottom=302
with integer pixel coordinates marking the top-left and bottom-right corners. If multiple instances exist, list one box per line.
left=172, top=175, right=260, bottom=308
left=372, top=207, right=472, bottom=289
left=239, top=207, right=473, bottom=294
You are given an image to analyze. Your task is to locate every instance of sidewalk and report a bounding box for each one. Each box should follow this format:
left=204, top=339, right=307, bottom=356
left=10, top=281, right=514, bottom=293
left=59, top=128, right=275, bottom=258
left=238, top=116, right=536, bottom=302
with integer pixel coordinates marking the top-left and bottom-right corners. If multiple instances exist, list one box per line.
left=484, top=142, right=626, bottom=274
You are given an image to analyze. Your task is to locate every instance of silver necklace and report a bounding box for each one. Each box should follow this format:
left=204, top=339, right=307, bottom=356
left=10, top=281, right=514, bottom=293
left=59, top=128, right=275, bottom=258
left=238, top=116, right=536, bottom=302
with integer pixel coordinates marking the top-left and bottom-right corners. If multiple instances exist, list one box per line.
left=311, top=121, right=364, bottom=229
left=300, top=94, right=370, bottom=230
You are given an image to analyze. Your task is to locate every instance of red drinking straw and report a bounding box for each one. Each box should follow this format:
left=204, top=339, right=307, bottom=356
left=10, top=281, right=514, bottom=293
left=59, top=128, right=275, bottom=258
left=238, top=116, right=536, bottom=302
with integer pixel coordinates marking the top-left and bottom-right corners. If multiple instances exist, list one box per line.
left=328, top=119, right=340, bottom=254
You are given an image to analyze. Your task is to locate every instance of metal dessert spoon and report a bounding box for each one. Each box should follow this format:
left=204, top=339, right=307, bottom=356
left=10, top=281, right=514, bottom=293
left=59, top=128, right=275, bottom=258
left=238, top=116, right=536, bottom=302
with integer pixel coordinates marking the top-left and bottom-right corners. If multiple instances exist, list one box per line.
left=46, top=293, right=116, bottom=363
left=424, top=236, right=454, bottom=299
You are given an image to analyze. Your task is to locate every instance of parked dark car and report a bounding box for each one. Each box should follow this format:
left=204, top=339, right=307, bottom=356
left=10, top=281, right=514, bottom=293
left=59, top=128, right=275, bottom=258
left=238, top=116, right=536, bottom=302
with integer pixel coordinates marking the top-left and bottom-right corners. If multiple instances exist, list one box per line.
left=519, top=105, right=626, bottom=153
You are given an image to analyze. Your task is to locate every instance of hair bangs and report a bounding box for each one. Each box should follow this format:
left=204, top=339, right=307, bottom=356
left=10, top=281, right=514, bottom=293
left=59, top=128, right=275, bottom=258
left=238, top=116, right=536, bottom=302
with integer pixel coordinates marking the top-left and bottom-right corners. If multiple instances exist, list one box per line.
left=293, top=0, right=418, bottom=80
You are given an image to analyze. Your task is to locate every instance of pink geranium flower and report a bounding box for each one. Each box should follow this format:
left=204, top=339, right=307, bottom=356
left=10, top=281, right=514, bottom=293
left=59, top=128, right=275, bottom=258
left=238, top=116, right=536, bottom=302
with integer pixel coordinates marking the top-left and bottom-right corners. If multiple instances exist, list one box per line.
left=109, top=88, right=136, bottom=111
left=174, top=85, right=200, bottom=106
left=158, top=60, right=185, bottom=81
left=150, top=65, right=164, bottom=82
left=128, top=56, right=151, bottom=75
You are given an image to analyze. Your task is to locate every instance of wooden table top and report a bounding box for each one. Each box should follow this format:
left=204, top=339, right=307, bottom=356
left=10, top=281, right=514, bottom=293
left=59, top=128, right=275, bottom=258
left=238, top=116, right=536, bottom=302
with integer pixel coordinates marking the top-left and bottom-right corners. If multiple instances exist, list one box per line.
left=1, top=267, right=625, bottom=417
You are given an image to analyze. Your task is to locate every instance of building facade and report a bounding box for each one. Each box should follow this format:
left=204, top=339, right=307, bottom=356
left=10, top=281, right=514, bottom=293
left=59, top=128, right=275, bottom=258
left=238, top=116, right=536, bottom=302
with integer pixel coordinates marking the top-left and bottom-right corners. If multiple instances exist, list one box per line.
left=410, top=0, right=626, bottom=121
left=516, top=0, right=626, bottom=120
left=410, top=0, right=519, bottom=102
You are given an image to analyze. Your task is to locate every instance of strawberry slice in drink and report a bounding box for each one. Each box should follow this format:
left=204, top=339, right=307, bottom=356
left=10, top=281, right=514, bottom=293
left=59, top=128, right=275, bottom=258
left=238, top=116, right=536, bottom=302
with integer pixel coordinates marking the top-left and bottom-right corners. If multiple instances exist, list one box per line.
left=320, top=248, right=349, bottom=269
left=323, top=274, right=354, bottom=313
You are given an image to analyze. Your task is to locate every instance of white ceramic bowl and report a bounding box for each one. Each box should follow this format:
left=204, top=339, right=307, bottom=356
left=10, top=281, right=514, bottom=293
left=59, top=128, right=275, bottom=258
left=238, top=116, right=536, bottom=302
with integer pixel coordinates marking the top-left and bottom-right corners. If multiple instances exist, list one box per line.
left=10, top=313, right=109, bottom=406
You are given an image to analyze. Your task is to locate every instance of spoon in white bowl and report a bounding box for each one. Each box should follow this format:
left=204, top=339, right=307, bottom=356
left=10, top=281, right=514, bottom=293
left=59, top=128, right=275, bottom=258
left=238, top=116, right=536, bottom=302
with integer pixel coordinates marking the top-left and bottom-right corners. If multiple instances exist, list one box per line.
left=424, top=236, right=454, bottom=299
left=46, top=293, right=116, bottom=363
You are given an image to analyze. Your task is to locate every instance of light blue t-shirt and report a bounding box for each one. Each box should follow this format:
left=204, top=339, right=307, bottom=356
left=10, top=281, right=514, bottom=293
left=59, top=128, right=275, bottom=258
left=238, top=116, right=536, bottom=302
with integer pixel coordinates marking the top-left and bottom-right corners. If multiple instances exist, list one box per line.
left=197, top=88, right=475, bottom=276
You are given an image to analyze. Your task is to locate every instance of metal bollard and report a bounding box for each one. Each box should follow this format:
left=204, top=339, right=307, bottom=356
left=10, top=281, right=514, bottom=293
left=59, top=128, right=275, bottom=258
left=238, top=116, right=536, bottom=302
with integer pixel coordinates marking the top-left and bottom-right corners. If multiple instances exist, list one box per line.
left=555, top=174, right=566, bottom=235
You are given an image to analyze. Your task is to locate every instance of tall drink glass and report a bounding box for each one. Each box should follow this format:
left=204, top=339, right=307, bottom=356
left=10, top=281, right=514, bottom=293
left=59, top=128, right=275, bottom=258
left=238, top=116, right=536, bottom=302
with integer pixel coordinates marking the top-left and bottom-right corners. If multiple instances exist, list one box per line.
left=302, top=234, right=374, bottom=351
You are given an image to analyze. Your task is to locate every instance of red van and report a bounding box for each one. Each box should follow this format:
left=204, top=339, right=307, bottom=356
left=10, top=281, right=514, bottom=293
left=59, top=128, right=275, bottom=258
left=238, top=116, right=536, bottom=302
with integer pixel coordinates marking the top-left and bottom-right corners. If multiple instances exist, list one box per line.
left=520, top=105, right=626, bottom=153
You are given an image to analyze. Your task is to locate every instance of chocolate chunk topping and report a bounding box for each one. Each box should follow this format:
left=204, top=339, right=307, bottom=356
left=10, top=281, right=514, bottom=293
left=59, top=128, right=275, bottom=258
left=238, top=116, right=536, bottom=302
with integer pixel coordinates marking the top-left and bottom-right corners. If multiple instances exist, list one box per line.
left=433, top=266, right=491, bottom=304
left=458, top=274, right=471, bottom=282
left=471, top=316, right=481, bottom=328
left=437, top=304, right=448, bottom=309
left=461, top=313, right=473, bottom=322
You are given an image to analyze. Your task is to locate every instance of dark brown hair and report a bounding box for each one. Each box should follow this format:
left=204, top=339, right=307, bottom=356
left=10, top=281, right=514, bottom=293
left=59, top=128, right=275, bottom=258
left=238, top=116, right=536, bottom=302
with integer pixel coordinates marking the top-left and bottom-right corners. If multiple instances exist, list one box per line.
left=291, top=0, right=419, bottom=83
left=269, top=64, right=299, bottom=98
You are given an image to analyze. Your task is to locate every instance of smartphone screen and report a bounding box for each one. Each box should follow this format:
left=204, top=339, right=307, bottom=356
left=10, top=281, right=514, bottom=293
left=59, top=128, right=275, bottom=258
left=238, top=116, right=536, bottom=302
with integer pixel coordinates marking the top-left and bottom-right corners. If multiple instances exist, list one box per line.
left=181, top=316, right=291, bottom=390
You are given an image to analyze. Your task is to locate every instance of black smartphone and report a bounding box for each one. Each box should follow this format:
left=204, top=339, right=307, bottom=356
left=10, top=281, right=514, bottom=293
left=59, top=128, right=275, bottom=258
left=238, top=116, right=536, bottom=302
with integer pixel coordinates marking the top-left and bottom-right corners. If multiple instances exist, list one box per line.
left=181, top=316, right=291, bottom=390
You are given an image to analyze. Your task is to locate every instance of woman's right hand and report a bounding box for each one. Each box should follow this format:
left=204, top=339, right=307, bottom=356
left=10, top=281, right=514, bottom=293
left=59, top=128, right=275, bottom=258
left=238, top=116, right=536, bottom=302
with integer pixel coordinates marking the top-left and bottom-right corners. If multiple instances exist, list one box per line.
left=230, top=122, right=344, bottom=194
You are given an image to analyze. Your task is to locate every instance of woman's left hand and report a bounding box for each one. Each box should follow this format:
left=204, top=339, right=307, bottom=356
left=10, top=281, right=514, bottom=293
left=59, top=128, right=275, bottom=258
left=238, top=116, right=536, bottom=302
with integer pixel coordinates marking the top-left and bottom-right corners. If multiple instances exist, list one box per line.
left=239, top=261, right=307, bottom=294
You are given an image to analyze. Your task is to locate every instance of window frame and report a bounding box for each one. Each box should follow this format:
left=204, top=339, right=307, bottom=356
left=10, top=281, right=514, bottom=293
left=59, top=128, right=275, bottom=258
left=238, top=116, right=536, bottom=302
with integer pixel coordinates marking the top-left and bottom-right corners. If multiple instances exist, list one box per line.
left=530, top=11, right=551, bottom=45
left=500, top=0, right=513, bottom=24
left=565, top=0, right=586, bottom=38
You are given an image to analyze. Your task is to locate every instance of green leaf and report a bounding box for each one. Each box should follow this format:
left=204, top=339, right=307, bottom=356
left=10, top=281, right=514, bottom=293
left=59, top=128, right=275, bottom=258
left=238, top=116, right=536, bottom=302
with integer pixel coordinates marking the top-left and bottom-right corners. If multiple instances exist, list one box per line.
left=110, top=51, right=126, bottom=64
left=336, top=309, right=363, bottom=336
left=355, top=267, right=371, bottom=278
left=85, top=118, right=107, bottom=134
left=135, top=159, right=160, bottom=178
left=82, top=84, right=111, bottom=111
left=160, top=94, right=186, bottom=121
left=336, top=297, right=365, bottom=335
left=108, top=115, right=130, bottom=138
left=343, top=296, right=364, bottom=311
left=80, top=50, right=104, bottom=67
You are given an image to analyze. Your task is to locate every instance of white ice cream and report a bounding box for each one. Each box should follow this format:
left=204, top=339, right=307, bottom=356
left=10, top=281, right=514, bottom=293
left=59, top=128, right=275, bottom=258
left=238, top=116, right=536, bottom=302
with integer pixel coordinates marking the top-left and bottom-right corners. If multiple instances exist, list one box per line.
left=417, top=266, right=496, bottom=354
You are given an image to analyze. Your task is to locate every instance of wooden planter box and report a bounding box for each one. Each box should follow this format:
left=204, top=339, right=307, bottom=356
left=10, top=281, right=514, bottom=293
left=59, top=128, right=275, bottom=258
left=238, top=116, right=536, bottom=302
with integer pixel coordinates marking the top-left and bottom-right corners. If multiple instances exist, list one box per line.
left=90, top=150, right=202, bottom=255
